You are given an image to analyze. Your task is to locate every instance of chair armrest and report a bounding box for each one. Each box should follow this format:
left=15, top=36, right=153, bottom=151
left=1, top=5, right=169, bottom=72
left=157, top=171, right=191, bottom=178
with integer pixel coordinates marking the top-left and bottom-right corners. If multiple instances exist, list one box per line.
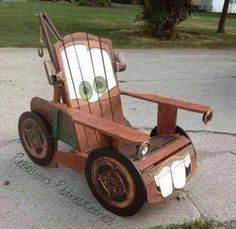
left=51, top=102, right=149, bottom=145
left=120, top=90, right=213, bottom=122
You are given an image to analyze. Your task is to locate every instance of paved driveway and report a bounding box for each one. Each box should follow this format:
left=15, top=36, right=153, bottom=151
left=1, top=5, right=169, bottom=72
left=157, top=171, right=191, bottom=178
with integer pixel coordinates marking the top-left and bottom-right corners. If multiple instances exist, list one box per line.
left=0, top=48, right=235, bottom=228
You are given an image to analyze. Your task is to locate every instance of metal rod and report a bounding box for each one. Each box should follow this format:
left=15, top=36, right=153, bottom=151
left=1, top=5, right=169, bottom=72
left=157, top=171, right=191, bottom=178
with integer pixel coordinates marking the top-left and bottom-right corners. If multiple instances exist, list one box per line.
left=61, top=39, right=81, bottom=109
left=41, top=12, right=62, bottom=40
left=38, top=13, right=57, bottom=66
left=98, top=37, right=115, bottom=121
left=86, top=33, right=103, bottom=118
left=71, top=35, right=92, bottom=113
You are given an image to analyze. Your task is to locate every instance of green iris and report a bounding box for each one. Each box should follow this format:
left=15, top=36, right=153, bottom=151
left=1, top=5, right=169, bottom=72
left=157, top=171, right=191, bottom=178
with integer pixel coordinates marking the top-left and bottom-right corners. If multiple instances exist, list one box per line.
left=93, top=76, right=107, bottom=94
left=79, top=81, right=93, bottom=101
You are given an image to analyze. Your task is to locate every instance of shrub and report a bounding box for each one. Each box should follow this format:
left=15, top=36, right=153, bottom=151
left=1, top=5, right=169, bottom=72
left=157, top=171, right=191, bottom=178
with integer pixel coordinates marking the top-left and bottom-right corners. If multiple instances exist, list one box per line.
left=96, top=0, right=111, bottom=7
left=78, top=0, right=111, bottom=7
left=78, top=0, right=87, bottom=5
left=111, top=0, right=131, bottom=4
left=111, top=0, right=142, bottom=4
left=137, top=0, right=192, bottom=38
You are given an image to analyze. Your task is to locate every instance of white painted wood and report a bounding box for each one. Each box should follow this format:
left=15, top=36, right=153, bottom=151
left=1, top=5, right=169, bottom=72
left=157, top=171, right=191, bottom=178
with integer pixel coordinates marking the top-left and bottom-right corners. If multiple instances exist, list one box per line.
left=61, top=44, right=117, bottom=102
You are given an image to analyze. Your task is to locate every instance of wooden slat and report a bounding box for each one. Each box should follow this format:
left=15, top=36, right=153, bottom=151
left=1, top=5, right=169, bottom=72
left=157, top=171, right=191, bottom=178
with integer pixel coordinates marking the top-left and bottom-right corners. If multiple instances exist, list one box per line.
left=157, top=104, right=177, bottom=135
left=150, top=134, right=179, bottom=151
left=51, top=102, right=149, bottom=144
left=134, top=135, right=191, bottom=171
left=120, top=90, right=211, bottom=114
left=52, top=150, right=87, bottom=174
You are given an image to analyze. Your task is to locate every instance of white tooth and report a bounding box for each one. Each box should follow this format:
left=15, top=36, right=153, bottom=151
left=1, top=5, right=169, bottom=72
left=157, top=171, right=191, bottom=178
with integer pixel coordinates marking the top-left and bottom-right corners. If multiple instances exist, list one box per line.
left=171, top=160, right=186, bottom=189
left=184, top=153, right=191, bottom=168
left=154, top=166, right=173, bottom=198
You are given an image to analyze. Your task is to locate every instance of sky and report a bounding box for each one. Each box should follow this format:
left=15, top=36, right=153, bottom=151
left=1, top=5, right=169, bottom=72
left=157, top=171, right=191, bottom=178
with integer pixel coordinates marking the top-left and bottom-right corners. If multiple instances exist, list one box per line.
left=212, top=0, right=236, bottom=13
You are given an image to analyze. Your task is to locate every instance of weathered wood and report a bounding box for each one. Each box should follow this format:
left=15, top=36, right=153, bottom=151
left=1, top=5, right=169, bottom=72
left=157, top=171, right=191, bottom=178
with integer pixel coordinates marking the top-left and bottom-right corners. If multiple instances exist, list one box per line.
left=145, top=144, right=197, bottom=203
left=134, top=135, right=191, bottom=172
left=120, top=90, right=212, bottom=114
left=51, top=150, right=87, bottom=174
left=51, top=102, right=149, bottom=145
left=157, top=104, right=177, bottom=135
left=18, top=13, right=213, bottom=214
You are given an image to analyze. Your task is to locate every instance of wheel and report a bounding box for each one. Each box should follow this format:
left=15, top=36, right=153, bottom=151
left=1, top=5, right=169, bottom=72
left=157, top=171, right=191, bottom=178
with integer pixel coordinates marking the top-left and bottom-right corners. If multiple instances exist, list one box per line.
left=85, top=149, right=146, bottom=216
left=150, top=125, right=190, bottom=139
left=18, top=111, right=53, bottom=166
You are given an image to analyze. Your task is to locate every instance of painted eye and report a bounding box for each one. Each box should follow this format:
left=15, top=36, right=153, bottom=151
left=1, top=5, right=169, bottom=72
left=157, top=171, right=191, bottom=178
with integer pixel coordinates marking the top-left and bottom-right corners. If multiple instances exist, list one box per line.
left=93, top=76, right=107, bottom=94
left=79, top=81, right=93, bottom=101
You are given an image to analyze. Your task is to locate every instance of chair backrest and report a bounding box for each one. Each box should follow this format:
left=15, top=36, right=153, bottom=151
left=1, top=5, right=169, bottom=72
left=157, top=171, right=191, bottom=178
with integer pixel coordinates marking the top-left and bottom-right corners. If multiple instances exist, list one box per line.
left=53, top=32, right=125, bottom=149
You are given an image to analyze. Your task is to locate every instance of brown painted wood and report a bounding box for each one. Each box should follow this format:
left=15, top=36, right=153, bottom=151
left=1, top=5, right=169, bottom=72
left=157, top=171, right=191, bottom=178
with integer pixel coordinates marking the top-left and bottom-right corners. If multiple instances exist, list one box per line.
left=28, top=15, right=212, bottom=210
left=53, top=32, right=120, bottom=108
left=145, top=144, right=197, bottom=203
left=50, top=150, right=87, bottom=174
left=134, top=135, right=191, bottom=172
left=120, top=90, right=212, bottom=114
left=30, top=97, right=52, bottom=125
left=142, top=144, right=196, bottom=186
left=52, top=32, right=125, bottom=151
left=157, top=104, right=177, bottom=135
left=150, top=134, right=179, bottom=151
left=51, top=102, right=149, bottom=145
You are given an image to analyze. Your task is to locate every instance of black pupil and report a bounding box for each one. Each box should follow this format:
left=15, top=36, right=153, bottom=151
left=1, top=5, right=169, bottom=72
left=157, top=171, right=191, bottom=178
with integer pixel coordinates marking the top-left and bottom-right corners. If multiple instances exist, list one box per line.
left=83, top=86, right=89, bottom=94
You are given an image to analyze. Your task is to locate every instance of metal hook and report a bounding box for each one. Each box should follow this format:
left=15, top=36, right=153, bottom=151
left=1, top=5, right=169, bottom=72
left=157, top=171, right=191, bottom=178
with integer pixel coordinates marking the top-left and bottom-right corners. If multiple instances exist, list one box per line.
left=38, top=43, right=44, bottom=57
left=38, top=25, right=44, bottom=57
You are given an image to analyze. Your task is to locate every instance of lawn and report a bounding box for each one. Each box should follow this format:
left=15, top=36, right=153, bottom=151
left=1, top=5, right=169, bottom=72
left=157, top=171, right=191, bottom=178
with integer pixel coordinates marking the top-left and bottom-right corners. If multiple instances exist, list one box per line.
left=0, top=1, right=236, bottom=48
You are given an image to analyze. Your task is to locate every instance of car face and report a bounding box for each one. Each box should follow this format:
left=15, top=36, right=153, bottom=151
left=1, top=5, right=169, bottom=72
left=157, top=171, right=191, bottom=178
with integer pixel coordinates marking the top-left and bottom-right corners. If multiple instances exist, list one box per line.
left=142, top=144, right=196, bottom=203
left=61, top=44, right=117, bottom=103
left=154, top=152, right=191, bottom=198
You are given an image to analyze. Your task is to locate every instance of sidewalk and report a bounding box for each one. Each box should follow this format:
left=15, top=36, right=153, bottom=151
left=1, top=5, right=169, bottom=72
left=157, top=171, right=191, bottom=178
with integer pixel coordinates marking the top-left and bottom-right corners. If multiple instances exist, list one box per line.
left=0, top=48, right=235, bottom=228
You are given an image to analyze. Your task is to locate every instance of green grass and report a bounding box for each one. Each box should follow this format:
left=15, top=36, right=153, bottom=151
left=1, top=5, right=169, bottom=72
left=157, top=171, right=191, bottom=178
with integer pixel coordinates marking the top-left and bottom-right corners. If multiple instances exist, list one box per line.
left=0, top=1, right=236, bottom=48
left=153, top=219, right=216, bottom=229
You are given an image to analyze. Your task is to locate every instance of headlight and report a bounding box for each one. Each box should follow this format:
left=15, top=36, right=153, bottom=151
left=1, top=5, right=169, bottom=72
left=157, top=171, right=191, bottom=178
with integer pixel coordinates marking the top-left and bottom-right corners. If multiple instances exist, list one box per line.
left=138, top=141, right=150, bottom=158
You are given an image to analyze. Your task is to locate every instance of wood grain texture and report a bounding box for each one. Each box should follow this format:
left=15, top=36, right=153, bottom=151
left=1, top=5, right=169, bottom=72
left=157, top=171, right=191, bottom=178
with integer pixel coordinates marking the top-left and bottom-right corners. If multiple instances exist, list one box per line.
left=157, top=104, right=177, bottom=135
left=145, top=144, right=197, bottom=203
left=134, top=135, right=191, bottom=172
left=51, top=102, right=149, bottom=145
left=53, top=32, right=125, bottom=150
left=120, top=90, right=211, bottom=114
left=50, top=150, right=87, bottom=174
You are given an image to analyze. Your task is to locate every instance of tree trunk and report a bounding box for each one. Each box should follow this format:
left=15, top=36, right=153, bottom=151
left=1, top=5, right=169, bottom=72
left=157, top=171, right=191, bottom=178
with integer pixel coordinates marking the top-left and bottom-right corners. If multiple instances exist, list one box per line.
left=217, top=0, right=230, bottom=33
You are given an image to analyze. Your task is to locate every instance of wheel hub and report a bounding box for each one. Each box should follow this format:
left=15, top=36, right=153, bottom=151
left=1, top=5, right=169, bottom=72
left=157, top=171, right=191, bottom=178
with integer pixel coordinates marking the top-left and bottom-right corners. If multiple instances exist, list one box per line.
left=92, top=157, right=135, bottom=208
left=22, top=118, right=47, bottom=158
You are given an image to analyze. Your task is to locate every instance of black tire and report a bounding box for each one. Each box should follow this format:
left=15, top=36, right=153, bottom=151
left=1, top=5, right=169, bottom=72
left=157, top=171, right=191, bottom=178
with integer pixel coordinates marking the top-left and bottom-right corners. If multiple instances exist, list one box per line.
left=85, top=149, right=146, bottom=216
left=18, top=111, right=53, bottom=166
left=150, top=125, right=190, bottom=139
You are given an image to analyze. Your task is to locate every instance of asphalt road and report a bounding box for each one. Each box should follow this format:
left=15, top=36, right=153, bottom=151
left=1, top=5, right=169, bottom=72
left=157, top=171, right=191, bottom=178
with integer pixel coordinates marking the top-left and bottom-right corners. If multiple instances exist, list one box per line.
left=0, top=48, right=235, bottom=228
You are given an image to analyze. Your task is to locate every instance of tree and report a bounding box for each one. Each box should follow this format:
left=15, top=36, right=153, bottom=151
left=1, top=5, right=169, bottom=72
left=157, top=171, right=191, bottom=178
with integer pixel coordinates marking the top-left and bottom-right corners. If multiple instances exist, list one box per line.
left=137, top=0, right=191, bottom=38
left=217, top=0, right=230, bottom=33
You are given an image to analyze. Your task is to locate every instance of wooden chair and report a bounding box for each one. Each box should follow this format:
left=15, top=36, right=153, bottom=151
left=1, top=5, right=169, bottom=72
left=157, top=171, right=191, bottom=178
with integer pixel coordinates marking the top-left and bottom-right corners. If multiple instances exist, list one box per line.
left=18, top=12, right=213, bottom=216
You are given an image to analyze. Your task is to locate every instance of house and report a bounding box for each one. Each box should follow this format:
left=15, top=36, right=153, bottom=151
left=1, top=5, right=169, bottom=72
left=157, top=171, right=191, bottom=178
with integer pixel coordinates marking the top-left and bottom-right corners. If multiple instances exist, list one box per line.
left=192, top=0, right=236, bottom=13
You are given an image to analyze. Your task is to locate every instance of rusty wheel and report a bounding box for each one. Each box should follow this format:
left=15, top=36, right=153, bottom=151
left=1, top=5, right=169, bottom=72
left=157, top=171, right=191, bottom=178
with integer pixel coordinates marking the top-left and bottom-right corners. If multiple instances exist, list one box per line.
left=18, top=111, right=53, bottom=166
left=85, top=149, right=145, bottom=216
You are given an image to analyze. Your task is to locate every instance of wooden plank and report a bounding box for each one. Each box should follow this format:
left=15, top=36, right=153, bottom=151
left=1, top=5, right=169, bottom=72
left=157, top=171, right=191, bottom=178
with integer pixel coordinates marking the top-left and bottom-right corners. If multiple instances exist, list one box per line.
left=157, top=104, right=177, bottom=135
left=150, top=134, right=179, bottom=151
left=51, top=102, right=149, bottom=145
left=52, top=150, right=87, bottom=174
left=120, top=90, right=211, bottom=114
left=134, top=135, right=191, bottom=171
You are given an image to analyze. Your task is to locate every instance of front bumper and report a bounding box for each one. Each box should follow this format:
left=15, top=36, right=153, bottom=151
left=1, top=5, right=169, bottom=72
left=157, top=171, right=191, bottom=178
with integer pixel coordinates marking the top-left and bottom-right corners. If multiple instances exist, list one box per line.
left=135, top=136, right=196, bottom=203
